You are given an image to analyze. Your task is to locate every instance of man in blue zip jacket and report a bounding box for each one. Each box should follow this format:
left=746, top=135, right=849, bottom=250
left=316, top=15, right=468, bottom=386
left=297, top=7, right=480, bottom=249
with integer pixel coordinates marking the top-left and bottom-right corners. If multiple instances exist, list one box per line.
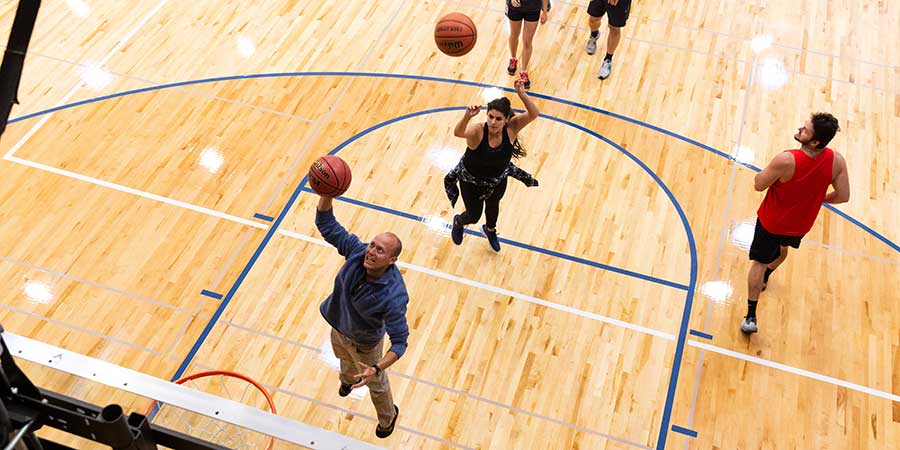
left=315, top=195, right=409, bottom=439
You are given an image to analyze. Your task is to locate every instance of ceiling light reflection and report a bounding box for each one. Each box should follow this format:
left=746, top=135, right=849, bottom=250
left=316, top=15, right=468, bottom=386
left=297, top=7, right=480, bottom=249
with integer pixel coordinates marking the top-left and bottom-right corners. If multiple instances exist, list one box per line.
left=758, top=57, right=788, bottom=90
left=199, top=147, right=224, bottom=173
left=480, top=87, right=504, bottom=104
left=733, top=145, right=755, bottom=165
left=700, top=280, right=734, bottom=304
left=80, top=64, right=112, bottom=91
left=730, top=220, right=755, bottom=250
left=24, top=280, right=53, bottom=304
left=237, top=36, right=256, bottom=57
left=67, top=0, right=90, bottom=17
left=750, top=35, right=772, bottom=53
left=426, top=146, right=462, bottom=173
left=421, top=214, right=452, bottom=236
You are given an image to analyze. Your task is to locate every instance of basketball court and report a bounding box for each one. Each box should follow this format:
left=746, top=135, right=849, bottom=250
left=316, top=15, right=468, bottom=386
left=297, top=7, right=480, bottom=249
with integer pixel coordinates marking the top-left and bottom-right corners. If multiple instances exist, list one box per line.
left=0, top=1, right=897, bottom=449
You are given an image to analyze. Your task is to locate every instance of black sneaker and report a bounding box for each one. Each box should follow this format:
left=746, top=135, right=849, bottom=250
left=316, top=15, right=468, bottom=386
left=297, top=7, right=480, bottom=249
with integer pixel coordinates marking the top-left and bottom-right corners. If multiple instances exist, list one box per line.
left=451, top=215, right=464, bottom=245
left=338, top=382, right=353, bottom=397
left=375, top=404, right=399, bottom=438
left=482, top=225, right=500, bottom=252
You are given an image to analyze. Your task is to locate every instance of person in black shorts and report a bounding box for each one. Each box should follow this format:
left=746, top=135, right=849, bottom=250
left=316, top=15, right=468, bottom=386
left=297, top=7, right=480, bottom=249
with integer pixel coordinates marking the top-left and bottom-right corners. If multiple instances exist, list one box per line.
left=749, top=219, right=803, bottom=264
left=584, top=0, right=632, bottom=79
left=448, top=78, right=540, bottom=252
left=741, top=113, right=849, bottom=334
left=505, top=0, right=550, bottom=90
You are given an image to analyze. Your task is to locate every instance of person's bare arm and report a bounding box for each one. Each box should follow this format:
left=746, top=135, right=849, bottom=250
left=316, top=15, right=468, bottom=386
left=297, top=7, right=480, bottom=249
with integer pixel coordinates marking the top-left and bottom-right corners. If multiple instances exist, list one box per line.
left=507, top=79, right=539, bottom=134
left=754, top=152, right=793, bottom=191
left=824, top=152, right=850, bottom=204
left=454, top=105, right=483, bottom=149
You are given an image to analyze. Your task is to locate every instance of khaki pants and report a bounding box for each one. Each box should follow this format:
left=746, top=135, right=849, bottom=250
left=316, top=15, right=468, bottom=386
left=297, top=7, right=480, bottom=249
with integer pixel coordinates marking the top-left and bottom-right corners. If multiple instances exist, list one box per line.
left=330, top=328, right=395, bottom=428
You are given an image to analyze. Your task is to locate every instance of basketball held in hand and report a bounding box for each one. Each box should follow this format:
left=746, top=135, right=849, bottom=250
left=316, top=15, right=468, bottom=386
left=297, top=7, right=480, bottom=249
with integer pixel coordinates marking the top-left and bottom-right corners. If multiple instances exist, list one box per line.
left=308, top=155, right=352, bottom=197
left=434, top=13, right=477, bottom=57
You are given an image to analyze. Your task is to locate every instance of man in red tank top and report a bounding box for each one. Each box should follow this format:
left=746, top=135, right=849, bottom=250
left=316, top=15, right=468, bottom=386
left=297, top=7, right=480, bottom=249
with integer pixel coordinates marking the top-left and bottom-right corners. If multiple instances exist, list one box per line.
left=741, top=113, right=850, bottom=334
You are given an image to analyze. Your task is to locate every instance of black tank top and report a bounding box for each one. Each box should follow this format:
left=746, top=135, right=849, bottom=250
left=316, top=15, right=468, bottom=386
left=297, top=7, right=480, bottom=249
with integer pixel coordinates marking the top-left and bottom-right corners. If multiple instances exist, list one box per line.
left=463, top=124, right=515, bottom=178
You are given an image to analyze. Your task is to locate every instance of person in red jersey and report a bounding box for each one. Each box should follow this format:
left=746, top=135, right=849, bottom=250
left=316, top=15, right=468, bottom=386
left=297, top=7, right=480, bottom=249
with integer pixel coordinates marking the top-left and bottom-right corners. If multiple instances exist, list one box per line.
left=741, top=112, right=850, bottom=334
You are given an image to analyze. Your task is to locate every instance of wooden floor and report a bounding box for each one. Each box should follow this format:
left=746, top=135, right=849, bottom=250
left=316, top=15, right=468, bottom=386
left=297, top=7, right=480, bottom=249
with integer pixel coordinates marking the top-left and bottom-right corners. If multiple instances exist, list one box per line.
left=1, top=0, right=898, bottom=449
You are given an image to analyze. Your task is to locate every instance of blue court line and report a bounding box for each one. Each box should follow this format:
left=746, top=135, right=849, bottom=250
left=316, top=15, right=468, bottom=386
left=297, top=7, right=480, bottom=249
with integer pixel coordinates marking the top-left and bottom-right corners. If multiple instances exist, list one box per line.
left=671, top=425, right=698, bottom=438
left=238, top=102, right=697, bottom=447
left=6, top=72, right=895, bottom=447
left=823, top=203, right=899, bottom=253
left=199, top=289, right=223, bottom=300
left=302, top=187, right=689, bottom=291
left=166, top=107, right=459, bottom=380
left=308, top=107, right=699, bottom=450
left=253, top=212, right=274, bottom=222
left=689, top=329, right=713, bottom=340
left=7, top=71, right=894, bottom=256
left=566, top=118, right=698, bottom=450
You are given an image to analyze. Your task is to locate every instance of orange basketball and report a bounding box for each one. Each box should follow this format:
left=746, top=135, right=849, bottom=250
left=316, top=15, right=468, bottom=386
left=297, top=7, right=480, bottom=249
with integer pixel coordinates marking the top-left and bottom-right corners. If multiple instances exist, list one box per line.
left=308, top=155, right=352, bottom=197
left=434, top=13, right=477, bottom=57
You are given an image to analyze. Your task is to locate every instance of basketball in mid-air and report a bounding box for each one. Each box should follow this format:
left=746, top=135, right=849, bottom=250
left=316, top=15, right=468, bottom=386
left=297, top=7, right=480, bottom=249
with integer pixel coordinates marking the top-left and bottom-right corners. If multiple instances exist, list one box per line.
left=308, top=155, right=352, bottom=197
left=434, top=13, right=477, bottom=57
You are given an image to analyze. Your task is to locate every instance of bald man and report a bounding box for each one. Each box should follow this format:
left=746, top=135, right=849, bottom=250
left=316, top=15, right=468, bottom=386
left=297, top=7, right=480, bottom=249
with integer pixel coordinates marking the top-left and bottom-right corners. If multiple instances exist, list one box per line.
left=315, top=196, right=409, bottom=438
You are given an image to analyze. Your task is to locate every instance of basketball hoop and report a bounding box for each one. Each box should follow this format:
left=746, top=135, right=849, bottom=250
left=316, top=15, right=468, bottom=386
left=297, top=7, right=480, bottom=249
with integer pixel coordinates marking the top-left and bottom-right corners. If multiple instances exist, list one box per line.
left=144, top=370, right=277, bottom=450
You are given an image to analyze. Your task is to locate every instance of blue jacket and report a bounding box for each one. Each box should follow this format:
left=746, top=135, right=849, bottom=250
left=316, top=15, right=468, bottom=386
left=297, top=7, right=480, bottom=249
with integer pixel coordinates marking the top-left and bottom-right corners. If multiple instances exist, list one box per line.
left=316, top=208, right=409, bottom=358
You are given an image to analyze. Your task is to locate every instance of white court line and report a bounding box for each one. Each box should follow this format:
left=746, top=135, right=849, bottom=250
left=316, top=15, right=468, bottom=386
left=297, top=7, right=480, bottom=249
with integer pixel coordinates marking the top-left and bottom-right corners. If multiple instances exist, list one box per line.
left=397, top=260, right=676, bottom=340
left=216, top=320, right=653, bottom=449
left=4, top=1, right=169, bottom=160
left=689, top=340, right=900, bottom=403
left=3, top=156, right=267, bottom=230
left=0, top=254, right=193, bottom=313
left=684, top=51, right=760, bottom=445
left=8, top=157, right=900, bottom=418
left=5, top=156, right=900, bottom=411
left=0, top=302, right=164, bottom=356
left=0, top=155, right=672, bottom=337
left=4, top=49, right=318, bottom=123
left=275, top=231, right=675, bottom=338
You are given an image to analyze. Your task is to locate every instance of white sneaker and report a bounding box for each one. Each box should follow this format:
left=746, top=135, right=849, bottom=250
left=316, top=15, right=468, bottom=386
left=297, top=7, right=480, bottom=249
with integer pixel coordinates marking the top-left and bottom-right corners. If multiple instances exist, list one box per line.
left=740, top=316, right=758, bottom=334
left=598, top=59, right=612, bottom=79
left=586, top=35, right=598, bottom=55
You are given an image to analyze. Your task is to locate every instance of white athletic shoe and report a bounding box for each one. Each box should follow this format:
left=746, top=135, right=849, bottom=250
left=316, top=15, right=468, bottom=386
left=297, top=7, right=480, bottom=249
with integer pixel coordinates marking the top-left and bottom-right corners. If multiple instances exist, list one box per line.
left=586, top=35, right=598, bottom=55
left=740, top=316, right=758, bottom=334
left=598, top=59, right=612, bottom=79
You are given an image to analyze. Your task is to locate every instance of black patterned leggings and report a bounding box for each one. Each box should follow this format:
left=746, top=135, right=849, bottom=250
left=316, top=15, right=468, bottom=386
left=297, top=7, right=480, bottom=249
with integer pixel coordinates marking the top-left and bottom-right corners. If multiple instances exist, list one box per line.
left=457, top=178, right=508, bottom=229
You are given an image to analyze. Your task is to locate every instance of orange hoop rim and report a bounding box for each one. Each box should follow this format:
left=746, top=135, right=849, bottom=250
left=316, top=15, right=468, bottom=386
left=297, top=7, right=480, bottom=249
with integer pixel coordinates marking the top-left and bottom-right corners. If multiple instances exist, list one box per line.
left=144, top=370, right=277, bottom=450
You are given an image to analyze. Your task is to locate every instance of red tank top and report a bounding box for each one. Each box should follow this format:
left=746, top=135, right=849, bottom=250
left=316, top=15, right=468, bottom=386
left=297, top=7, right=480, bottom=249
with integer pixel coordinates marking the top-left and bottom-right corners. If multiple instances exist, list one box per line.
left=757, top=148, right=834, bottom=236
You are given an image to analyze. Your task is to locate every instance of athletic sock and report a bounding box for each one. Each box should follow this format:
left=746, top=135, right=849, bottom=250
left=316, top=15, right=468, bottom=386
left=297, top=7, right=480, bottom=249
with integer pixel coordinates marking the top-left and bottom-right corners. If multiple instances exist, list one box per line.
left=590, top=30, right=599, bottom=38
left=747, top=299, right=758, bottom=318
left=604, top=53, right=613, bottom=62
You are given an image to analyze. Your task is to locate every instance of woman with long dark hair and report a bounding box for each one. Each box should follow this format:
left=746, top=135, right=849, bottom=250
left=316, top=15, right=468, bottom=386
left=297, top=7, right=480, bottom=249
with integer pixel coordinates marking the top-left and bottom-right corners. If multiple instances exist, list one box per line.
left=446, top=79, right=540, bottom=252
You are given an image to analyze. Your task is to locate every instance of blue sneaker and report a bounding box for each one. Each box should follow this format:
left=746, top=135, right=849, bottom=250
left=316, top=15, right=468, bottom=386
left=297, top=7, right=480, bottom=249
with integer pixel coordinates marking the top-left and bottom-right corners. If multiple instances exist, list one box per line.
left=451, top=215, right=464, bottom=245
left=482, top=225, right=500, bottom=252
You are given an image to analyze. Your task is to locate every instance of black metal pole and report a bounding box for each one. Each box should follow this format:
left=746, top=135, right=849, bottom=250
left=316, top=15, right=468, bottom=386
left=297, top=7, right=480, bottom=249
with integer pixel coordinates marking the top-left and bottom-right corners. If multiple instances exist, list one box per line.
left=0, top=0, right=42, bottom=137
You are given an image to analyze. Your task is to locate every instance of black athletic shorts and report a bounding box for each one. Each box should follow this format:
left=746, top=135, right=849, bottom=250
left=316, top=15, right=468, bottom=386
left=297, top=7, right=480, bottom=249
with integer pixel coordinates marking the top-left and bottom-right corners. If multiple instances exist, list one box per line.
left=748, top=218, right=804, bottom=264
left=506, top=0, right=542, bottom=22
left=587, top=0, right=632, bottom=28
